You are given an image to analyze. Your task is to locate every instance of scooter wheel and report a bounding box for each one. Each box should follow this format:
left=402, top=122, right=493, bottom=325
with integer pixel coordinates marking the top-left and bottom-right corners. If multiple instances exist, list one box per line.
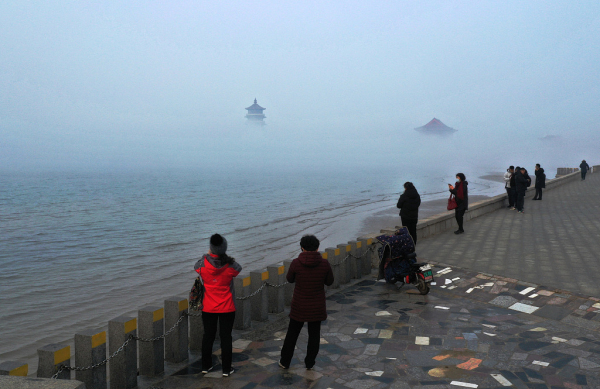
left=415, top=277, right=430, bottom=295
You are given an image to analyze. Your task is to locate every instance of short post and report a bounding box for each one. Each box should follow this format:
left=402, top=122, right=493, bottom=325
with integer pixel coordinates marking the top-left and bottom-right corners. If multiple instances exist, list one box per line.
left=74, top=329, right=107, bottom=389
left=267, top=265, right=285, bottom=313
left=138, top=306, right=164, bottom=376
left=283, top=260, right=293, bottom=306
left=250, top=271, right=269, bottom=321
left=337, top=244, right=350, bottom=285
left=0, top=361, right=28, bottom=376
left=348, top=241, right=361, bottom=280
left=325, top=248, right=340, bottom=288
left=358, top=239, right=371, bottom=275
left=164, top=297, right=189, bottom=363
left=37, top=344, right=70, bottom=379
left=233, top=275, right=252, bottom=330
left=189, top=310, right=204, bottom=351
left=108, top=316, right=137, bottom=389
left=365, top=238, right=376, bottom=273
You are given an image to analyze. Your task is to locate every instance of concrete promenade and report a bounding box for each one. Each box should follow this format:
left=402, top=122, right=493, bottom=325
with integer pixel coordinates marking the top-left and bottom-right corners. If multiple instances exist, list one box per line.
left=143, top=172, right=600, bottom=389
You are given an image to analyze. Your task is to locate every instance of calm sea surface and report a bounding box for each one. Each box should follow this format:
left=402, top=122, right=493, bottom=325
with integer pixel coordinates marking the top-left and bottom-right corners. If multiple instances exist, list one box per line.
left=0, top=167, right=504, bottom=363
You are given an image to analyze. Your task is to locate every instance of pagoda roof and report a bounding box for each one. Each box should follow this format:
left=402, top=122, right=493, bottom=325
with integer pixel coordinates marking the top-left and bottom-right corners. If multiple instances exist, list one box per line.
left=415, top=118, right=457, bottom=133
left=245, top=98, right=265, bottom=110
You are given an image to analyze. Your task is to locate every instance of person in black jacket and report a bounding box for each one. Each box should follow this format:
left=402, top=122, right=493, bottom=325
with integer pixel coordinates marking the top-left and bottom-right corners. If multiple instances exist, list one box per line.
left=580, top=160, right=590, bottom=180
left=532, top=164, right=546, bottom=200
left=448, top=173, right=468, bottom=234
left=515, top=167, right=529, bottom=213
left=396, top=182, right=421, bottom=244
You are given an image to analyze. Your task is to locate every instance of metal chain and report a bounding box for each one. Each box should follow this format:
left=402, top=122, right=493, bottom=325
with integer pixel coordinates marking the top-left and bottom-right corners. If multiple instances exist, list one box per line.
left=132, top=313, right=186, bottom=342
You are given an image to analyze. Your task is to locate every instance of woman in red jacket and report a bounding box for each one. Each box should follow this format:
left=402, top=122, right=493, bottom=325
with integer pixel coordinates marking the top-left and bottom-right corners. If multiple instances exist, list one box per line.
left=279, top=235, right=334, bottom=370
left=194, top=234, right=242, bottom=377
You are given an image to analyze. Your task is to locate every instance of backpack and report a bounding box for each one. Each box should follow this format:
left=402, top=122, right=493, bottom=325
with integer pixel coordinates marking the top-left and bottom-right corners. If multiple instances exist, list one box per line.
left=189, top=276, right=205, bottom=311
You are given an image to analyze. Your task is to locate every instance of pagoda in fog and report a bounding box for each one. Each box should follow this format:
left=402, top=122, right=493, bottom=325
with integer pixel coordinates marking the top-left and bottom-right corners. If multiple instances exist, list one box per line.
left=415, top=118, right=457, bottom=136
left=245, top=98, right=266, bottom=124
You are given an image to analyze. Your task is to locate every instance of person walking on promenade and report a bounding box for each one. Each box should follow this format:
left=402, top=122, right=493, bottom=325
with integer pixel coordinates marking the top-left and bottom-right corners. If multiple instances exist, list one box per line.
left=194, top=234, right=242, bottom=377
left=580, top=160, right=590, bottom=180
left=448, top=173, right=468, bottom=234
left=397, top=182, right=421, bottom=244
left=504, top=166, right=515, bottom=209
left=515, top=167, right=529, bottom=213
left=280, top=235, right=334, bottom=370
left=532, top=164, right=546, bottom=200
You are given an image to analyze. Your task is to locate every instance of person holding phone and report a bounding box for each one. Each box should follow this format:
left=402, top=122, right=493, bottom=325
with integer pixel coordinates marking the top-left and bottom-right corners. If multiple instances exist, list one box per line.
left=448, top=173, right=468, bottom=234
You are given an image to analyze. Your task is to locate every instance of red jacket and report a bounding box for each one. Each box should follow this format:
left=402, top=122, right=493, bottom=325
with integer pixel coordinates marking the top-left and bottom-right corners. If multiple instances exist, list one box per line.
left=194, top=253, right=242, bottom=313
left=287, top=251, right=334, bottom=322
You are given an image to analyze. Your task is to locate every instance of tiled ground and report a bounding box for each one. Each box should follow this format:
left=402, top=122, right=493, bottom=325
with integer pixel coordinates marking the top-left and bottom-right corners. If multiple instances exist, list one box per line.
left=149, top=262, right=600, bottom=389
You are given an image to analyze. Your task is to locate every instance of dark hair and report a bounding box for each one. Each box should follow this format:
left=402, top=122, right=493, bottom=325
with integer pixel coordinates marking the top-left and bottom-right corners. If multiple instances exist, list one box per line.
left=403, top=182, right=414, bottom=190
left=210, top=234, right=234, bottom=264
left=456, top=173, right=466, bottom=182
left=300, top=234, right=320, bottom=251
left=536, top=163, right=540, bottom=168
left=509, top=165, right=514, bottom=170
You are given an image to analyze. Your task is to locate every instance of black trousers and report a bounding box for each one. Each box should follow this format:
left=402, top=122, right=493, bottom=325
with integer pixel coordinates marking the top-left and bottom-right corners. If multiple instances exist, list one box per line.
left=280, top=318, right=321, bottom=368
left=516, top=191, right=525, bottom=211
left=202, top=311, right=235, bottom=373
left=533, top=188, right=542, bottom=200
left=401, top=217, right=418, bottom=245
left=582, top=171, right=587, bottom=180
left=506, top=187, right=516, bottom=207
left=455, top=209, right=465, bottom=231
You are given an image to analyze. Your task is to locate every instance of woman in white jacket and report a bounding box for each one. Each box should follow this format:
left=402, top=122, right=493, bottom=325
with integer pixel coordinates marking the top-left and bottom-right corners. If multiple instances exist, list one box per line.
left=504, top=166, right=515, bottom=209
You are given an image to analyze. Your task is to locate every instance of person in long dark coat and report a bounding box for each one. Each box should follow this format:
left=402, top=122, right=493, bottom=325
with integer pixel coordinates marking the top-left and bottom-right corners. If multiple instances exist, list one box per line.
left=532, top=164, right=546, bottom=200
left=515, top=167, right=528, bottom=213
left=280, top=235, right=334, bottom=370
left=448, top=173, right=468, bottom=234
left=396, top=182, right=421, bottom=244
left=580, top=160, right=590, bottom=180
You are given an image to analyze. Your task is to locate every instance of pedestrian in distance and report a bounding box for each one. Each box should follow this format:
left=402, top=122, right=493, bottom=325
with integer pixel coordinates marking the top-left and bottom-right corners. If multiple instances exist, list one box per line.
left=515, top=167, right=529, bottom=213
left=280, top=235, right=334, bottom=370
left=504, top=166, right=516, bottom=208
left=396, top=182, right=421, bottom=245
left=448, top=173, right=468, bottom=234
left=532, top=164, right=546, bottom=200
left=580, top=160, right=590, bottom=180
left=194, top=234, right=242, bottom=377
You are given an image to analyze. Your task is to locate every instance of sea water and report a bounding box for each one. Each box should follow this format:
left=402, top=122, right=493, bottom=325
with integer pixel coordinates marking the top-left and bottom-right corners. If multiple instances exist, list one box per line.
left=0, top=167, right=505, bottom=363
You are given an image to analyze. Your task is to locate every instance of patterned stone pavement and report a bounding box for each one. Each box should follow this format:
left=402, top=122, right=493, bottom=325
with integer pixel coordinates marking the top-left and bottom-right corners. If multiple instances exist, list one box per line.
left=417, top=172, right=600, bottom=297
left=148, top=262, right=600, bottom=389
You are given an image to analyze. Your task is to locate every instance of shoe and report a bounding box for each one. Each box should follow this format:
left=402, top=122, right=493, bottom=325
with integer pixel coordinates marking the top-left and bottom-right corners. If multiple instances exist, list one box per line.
left=507, top=205, right=512, bottom=208
left=454, top=230, right=463, bottom=234
left=532, top=198, right=538, bottom=200
left=202, top=366, right=214, bottom=374
left=279, top=361, right=288, bottom=369
left=223, top=368, right=235, bottom=377
left=510, top=207, right=516, bottom=210
left=518, top=210, right=524, bottom=213
left=306, top=366, right=314, bottom=370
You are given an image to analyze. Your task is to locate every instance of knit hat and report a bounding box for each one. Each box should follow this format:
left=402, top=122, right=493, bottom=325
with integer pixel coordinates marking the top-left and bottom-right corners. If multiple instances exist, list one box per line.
left=210, top=234, right=228, bottom=256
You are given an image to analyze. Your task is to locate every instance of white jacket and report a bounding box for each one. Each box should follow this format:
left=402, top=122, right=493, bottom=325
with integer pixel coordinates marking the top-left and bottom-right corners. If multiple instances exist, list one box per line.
left=504, top=171, right=512, bottom=188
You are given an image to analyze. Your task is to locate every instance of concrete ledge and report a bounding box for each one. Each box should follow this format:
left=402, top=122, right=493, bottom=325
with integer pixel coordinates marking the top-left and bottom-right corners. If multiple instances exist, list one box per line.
left=0, top=376, right=85, bottom=389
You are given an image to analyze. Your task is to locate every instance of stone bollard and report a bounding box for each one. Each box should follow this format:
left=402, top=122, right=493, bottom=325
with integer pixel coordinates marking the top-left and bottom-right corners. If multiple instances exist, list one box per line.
left=366, top=239, right=377, bottom=272
left=108, top=316, right=137, bottom=389
left=233, top=275, right=252, bottom=330
left=164, top=297, right=189, bottom=363
left=74, top=329, right=107, bottom=389
left=348, top=241, right=361, bottom=280
left=325, top=248, right=340, bottom=288
left=337, top=244, right=351, bottom=285
left=189, top=309, right=204, bottom=352
left=250, top=271, right=269, bottom=321
left=267, top=265, right=285, bottom=313
left=37, top=344, right=70, bottom=379
left=0, top=361, right=28, bottom=376
left=283, top=260, right=293, bottom=306
left=358, top=239, right=371, bottom=275
left=138, top=306, right=164, bottom=376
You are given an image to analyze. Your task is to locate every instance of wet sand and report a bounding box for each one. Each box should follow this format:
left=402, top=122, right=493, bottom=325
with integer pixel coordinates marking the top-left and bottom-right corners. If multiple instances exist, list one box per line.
left=358, top=195, right=491, bottom=236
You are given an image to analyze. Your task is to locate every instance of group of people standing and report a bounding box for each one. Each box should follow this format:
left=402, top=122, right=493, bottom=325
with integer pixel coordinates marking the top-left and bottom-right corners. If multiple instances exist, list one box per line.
left=503, top=165, right=545, bottom=213
left=194, top=233, right=333, bottom=376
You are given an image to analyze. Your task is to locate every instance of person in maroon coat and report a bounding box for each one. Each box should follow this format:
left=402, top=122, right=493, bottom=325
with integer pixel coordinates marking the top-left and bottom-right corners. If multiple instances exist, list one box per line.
left=279, top=235, right=334, bottom=370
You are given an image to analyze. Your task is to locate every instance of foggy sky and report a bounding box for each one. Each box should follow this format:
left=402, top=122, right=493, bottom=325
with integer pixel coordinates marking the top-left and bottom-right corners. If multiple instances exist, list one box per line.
left=1, top=1, right=599, bottom=172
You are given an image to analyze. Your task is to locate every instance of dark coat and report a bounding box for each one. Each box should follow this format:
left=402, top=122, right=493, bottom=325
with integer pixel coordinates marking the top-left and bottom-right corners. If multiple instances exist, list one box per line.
left=535, top=168, right=546, bottom=189
left=580, top=162, right=590, bottom=172
left=287, top=251, right=334, bottom=322
left=515, top=171, right=529, bottom=193
left=397, top=186, right=421, bottom=221
left=449, top=181, right=469, bottom=211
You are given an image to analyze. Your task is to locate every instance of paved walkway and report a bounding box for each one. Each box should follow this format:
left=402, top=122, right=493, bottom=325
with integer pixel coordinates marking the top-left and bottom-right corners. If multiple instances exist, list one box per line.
left=418, top=173, right=600, bottom=297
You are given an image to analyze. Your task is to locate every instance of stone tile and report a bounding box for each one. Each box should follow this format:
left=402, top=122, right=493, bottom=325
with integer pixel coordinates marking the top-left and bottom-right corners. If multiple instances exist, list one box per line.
left=489, top=295, right=519, bottom=308
left=533, top=305, right=571, bottom=321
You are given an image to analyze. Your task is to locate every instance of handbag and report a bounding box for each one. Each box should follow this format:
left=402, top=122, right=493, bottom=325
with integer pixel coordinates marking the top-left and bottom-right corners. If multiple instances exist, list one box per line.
left=447, top=193, right=458, bottom=210
left=189, top=276, right=205, bottom=311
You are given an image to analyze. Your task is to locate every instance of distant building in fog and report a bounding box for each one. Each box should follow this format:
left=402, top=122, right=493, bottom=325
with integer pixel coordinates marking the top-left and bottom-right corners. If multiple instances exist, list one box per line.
left=415, top=118, right=457, bottom=136
left=245, top=98, right=266, bottom=125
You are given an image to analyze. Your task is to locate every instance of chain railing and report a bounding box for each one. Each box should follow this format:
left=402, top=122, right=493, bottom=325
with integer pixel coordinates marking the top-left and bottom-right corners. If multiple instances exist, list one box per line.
left=52, top=244, right=376, bottom=378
